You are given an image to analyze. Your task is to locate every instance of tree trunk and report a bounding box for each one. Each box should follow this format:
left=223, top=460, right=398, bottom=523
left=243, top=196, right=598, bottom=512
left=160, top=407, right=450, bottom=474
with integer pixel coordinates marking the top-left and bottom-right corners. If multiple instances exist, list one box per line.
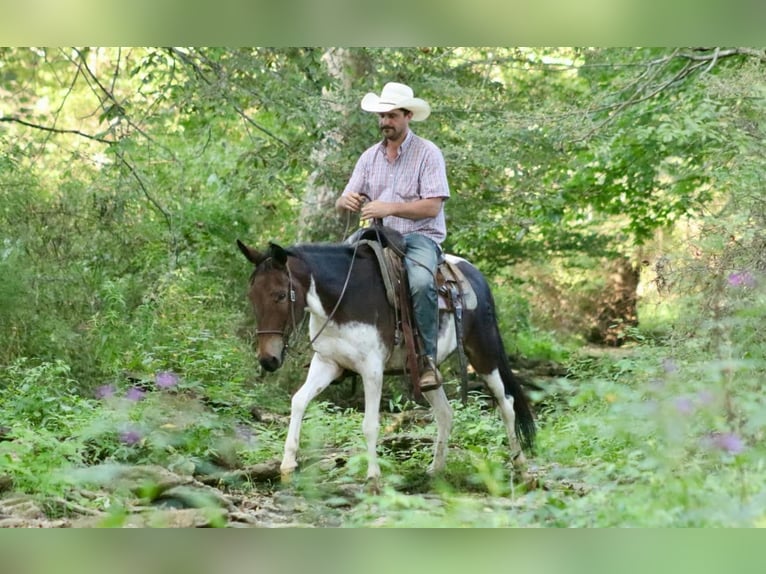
left=587, top=256, right=640, bottom=346
left=298, top=48, right=371, bottom=242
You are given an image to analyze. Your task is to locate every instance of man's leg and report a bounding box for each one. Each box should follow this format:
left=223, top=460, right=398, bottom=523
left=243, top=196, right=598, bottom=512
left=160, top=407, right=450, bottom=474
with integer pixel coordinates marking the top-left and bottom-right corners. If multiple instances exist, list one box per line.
left=404, top=233, right=441, bottom=391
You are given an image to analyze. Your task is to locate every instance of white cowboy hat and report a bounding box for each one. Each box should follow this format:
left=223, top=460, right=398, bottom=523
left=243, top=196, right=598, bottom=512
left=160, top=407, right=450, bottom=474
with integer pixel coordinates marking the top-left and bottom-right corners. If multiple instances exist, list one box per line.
left=360, top=82, right=431, bottom=121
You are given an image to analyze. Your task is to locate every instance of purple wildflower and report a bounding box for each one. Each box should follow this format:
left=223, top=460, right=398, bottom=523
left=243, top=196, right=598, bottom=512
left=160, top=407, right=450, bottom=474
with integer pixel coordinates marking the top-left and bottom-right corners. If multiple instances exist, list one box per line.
left=727, top=271, right=755, bottom=288
left=155, top=371, right=179, bottom=389
left=95, top=384, right=116, bottom=400
left=673, top=396, right=695, bottom=415
left=119, top=429, right=142, bottom=446
left=125, top=386, right=146, bottom=402
left=703, top=431, right=745, bottom=455
left=696, top=389, right=715, bottom=406
left=661, top=358, right=678, bottom=374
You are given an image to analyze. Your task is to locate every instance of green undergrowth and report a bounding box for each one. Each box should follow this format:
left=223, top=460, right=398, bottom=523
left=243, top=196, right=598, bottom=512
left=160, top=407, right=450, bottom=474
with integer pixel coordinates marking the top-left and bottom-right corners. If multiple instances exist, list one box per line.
left=2, top=261, right=766, bottom=526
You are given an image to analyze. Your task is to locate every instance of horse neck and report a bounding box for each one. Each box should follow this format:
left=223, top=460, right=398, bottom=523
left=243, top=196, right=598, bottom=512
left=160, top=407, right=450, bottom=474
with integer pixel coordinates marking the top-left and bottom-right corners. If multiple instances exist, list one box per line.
left=290, top=244, right=380, bottom=315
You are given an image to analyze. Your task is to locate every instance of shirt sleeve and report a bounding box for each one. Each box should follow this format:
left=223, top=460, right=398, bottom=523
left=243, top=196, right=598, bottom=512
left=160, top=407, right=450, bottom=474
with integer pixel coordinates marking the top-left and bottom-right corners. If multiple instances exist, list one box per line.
left=418, top=144, right=450, bottom=201
left=342, top=152, right=369, bottom=197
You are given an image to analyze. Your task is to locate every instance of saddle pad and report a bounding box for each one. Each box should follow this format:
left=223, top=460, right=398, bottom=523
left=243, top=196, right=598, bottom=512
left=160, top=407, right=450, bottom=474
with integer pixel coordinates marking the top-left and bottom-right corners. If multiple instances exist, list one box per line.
left=438, top=254, right=478, bottom=311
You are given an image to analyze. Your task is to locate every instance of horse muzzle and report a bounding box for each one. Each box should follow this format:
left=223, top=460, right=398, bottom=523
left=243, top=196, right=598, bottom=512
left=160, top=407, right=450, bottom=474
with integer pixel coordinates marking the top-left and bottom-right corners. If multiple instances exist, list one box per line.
left=259, top=355, right=282, bottom=372
left=256, top=333, right=287, bottom=372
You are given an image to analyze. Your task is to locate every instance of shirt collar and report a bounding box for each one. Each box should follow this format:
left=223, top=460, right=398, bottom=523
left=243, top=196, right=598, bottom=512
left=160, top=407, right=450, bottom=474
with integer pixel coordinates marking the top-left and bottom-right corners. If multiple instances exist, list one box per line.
left=378, top=129, right=414, bottom=157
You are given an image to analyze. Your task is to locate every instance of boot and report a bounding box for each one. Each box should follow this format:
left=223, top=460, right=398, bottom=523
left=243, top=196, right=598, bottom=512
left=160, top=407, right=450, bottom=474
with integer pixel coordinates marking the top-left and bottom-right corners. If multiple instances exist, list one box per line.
left=418, top=356, right=443, bottom=392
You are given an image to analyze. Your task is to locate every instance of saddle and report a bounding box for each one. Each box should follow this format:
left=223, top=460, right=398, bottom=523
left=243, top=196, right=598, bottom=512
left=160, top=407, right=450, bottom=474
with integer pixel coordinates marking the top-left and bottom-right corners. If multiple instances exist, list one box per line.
left=347, top=226, right=474, bottom=399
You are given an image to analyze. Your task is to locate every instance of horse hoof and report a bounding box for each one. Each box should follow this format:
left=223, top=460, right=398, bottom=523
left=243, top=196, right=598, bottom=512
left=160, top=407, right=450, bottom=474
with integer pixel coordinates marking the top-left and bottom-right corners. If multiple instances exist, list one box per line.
left=280, top=469, right=295, bottom=484
left=365, top=477, right=382, bottom=495
left=510, top=464, right=540, bottom=490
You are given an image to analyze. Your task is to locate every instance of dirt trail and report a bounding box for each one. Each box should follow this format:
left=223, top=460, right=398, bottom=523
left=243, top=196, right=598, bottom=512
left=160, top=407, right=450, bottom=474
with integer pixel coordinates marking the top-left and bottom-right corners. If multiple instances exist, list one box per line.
left=0, top=453, right=589, bottom=528
left=0, top=459, right=356, bottom=528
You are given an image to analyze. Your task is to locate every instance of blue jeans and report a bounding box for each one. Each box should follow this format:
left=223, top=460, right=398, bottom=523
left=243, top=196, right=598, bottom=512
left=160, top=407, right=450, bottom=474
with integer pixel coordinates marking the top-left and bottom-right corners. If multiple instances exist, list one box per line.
left=404, top=233, right=440, bottom=360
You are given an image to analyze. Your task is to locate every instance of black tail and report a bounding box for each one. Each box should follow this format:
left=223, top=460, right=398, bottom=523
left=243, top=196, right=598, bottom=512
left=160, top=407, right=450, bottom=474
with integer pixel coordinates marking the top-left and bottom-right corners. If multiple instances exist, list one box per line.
left=459, top=259, right=537, bottom=453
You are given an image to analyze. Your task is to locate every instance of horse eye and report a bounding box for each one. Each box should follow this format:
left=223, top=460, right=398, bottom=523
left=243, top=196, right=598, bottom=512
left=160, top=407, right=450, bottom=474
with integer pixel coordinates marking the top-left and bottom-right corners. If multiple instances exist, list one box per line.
left=275, top=292, right=287, bottom=302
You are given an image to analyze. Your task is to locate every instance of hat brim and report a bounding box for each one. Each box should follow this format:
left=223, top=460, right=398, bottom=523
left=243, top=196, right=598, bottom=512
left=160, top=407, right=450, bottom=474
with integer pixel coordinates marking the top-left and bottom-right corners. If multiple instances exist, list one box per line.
left=360, top=93, right=431, bottom=121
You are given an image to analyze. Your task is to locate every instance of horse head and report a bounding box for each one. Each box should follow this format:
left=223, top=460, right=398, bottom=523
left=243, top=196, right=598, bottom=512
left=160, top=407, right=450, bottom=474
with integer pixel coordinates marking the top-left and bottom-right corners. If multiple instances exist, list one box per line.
left=237, top=239, right=305, bottom=372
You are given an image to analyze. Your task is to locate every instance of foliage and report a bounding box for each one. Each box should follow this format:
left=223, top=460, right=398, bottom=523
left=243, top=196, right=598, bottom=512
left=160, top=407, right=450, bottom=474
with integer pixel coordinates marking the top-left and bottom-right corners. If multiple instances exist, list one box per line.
left=1, top=47, right=766, bottom=526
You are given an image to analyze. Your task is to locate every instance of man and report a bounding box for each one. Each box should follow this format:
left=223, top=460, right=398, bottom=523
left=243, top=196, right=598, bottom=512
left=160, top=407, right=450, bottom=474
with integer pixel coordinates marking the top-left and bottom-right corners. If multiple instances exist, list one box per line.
left=335, top=82, right=450, bottom=392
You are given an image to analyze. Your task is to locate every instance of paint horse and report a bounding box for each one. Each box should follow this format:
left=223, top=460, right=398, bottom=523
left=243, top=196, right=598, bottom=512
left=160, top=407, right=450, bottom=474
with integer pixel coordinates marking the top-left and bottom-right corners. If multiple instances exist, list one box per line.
left=237, top=232, right=535, bottom=484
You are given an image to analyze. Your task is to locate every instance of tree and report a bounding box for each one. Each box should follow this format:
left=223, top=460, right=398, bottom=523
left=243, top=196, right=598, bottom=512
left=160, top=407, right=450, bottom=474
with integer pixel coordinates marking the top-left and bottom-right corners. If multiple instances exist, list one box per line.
left=2, top=47, right=764, bottom=362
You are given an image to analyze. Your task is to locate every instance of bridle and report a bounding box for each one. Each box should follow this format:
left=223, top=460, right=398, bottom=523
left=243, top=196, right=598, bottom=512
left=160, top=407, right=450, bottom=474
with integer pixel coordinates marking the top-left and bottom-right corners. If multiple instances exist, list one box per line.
left=253, top=261, right=305, bottom=356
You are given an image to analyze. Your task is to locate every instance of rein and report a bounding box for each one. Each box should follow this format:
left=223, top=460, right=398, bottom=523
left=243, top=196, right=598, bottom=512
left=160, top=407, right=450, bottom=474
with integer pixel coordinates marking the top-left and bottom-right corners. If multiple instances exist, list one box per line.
left=258, top=195, right=425, bottom=358
left=306, top=239, right=363, bottom=347
left=302, top=193, right=378, bottom=346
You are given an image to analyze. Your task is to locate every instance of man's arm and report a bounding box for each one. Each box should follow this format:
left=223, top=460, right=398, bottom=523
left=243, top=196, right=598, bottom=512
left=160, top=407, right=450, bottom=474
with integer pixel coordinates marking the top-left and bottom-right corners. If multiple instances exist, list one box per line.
left=361, top=197, right=443, bottom=221
left=336, top=152, right=369, bottom=214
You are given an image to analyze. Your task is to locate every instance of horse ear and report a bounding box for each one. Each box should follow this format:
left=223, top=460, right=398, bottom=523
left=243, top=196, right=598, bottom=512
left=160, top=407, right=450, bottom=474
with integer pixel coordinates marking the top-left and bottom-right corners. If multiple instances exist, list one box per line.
left=237, top=239, right=267, bottom=265
left=268, top=242, right=290, bottom=267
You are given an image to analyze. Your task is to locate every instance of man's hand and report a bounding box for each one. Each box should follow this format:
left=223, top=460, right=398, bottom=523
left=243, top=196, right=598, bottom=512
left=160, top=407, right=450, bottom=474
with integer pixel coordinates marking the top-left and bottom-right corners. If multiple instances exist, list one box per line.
left=336, top=192, right=365, bottom=213
left=361, top=200, right=393, bottom=221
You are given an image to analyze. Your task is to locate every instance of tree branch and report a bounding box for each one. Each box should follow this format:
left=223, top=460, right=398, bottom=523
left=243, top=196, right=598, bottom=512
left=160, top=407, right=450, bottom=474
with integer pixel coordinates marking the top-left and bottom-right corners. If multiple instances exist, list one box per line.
left=677, top=47, right=766, bottom=63
left=69, top=48, right=177, bottom=160
left=0, top=116, right=114, bottom=144
left=572, top=47, right=763, bottom=143
left=115, top=154, right=179, bottom=267
left=165, top=47, right=289, bottom=146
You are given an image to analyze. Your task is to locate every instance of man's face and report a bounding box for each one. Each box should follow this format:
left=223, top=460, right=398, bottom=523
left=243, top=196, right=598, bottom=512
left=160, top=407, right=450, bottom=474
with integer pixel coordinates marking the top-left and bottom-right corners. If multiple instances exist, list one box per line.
left=378, top=109, right=411, bottom=142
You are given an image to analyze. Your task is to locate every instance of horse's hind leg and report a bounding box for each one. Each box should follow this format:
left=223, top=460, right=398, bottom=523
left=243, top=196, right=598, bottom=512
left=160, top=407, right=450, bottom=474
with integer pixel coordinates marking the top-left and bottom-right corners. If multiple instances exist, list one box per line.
left=481, top=371, right=529, bottom=476
left=423, top=386, right=453, bottom=475
left=281, top=353, right=342, bottom=480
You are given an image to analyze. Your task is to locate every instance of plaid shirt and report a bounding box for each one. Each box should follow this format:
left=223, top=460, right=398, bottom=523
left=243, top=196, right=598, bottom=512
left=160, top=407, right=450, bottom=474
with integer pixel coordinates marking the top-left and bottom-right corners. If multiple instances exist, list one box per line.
left=342, top=130, right=450, bottom=245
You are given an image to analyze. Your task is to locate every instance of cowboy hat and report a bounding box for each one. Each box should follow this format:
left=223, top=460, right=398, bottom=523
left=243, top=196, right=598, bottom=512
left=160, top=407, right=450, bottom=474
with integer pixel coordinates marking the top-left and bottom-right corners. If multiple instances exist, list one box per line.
left=360, top=82, right=431, bottom=121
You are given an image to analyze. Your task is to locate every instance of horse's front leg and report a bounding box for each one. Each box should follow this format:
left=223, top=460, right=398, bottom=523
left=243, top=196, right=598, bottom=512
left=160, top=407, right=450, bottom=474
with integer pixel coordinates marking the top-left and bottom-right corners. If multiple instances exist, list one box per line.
left=360, top=368, right=384, bottom=486
left=281, top=353, right=343, bottom=480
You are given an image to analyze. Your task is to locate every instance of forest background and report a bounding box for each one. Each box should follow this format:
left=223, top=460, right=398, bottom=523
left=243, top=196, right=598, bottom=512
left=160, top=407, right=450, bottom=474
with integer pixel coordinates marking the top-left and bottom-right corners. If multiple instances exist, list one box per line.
left=1, top=47, right=765, bottom=527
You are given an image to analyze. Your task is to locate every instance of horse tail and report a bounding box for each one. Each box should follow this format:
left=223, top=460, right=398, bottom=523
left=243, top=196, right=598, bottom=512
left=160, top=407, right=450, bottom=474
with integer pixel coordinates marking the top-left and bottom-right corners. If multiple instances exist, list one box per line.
left=458, top=259, right=536, bottom=453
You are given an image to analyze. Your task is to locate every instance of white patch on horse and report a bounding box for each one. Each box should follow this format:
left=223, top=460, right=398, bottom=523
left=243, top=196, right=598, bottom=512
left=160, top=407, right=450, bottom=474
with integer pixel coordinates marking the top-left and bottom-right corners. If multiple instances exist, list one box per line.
left=305, top=278, right=326, bottom=319
left=305, top=279, right=389, bottom=374
left=435, top=314, right=457, bottom=365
